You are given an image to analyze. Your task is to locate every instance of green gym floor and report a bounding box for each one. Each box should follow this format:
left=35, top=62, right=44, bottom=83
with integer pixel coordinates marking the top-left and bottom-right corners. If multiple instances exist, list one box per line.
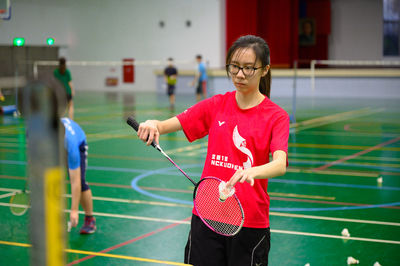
left=0, top=91, right=399, bottom=265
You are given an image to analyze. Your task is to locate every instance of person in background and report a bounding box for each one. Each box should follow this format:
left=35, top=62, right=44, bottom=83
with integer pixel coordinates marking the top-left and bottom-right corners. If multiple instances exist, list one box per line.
left=54, top=57, right=75, bottom=119
left=191, top=54, right=208, bottom=102
left=137, top=35, right=289, bottom=265
left=164, top=58, right=178, bottom=110
left=61, top=117, right=96, bottom=234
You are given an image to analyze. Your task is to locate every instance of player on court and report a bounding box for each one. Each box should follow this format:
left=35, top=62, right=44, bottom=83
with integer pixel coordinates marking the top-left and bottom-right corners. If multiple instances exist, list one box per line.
left=164, top=58, right=178, bottom=110
left=137, top=35, right=289, bottom=265
left=192, top=54, right=208, bottom=102
left=61, top=117, right=96, bottom=234
left=54, top=58, right=75, bottom=119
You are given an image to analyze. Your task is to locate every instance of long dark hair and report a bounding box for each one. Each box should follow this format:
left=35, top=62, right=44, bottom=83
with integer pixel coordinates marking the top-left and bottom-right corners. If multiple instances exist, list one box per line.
left=226, top=35, right=271, bottom=98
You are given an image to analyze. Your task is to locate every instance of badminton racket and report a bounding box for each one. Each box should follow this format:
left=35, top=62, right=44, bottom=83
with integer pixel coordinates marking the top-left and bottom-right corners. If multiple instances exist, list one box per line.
left=127, top=116, right=244, bottom=236
left=9, top=178, right=30, bottom=216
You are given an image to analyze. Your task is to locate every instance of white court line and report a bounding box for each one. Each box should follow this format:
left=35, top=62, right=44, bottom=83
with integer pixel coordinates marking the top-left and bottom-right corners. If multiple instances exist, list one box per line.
left=1, top=187, right=399, bottom=227
left=0, top=192, right=16, bottom=199
left=271, top=229, right=400, bottom=245
left=0, top=201, right=398, bottom=245
left=269, top=212, right=400, bottom=227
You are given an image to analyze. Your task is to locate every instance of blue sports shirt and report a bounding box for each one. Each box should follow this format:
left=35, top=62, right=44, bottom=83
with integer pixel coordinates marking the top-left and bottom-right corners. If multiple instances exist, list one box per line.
left=198, top=62, right=208, bottom=82
left=61, top=118, right=87, bottom=170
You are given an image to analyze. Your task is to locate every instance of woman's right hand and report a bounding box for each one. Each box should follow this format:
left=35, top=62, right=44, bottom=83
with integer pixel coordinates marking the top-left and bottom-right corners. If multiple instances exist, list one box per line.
left=137, top=120, right=160, bottom=146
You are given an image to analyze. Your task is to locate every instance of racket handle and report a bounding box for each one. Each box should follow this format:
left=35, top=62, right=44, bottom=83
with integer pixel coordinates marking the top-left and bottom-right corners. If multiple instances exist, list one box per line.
left=126, top=116, right=158, bottom=149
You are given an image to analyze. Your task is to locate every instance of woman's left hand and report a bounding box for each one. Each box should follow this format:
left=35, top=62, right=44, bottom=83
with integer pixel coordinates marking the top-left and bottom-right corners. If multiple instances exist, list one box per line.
left=226, top=167, right=259, bottom=188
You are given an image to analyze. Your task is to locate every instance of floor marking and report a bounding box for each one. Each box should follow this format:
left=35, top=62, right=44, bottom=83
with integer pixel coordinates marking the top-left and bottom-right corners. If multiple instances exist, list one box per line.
left=66, top=249, right=191, bottom=266
left=270, top=212, right=400, bottom=226
left=271, top=229, right=400, bottom=245
left=287, top=168, right=379, bottom=177
left=289, top=143, right=400, bottom=151
left=314, top=136, right=400, bottom=171
left=0, top=192, right=16, bottom=199
left=290, top=108, right=384, bottom=132
left=0, top=241, right=190, bottom=266
left=289, top=152, right=400, bottom=162
left=270, top=197, right=400, bottom=209
left=67, top=217, right=192, bottom=265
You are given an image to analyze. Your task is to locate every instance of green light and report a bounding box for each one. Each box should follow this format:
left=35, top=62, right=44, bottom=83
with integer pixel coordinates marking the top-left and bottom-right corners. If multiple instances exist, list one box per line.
left=13, top=37, right=25, bottom=47
left=46, top=38, right=55, bottom=45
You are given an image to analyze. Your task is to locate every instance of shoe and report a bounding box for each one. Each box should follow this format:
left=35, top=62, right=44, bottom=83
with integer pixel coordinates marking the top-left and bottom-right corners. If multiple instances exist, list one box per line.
left=80, top=216, right=96, bottom=234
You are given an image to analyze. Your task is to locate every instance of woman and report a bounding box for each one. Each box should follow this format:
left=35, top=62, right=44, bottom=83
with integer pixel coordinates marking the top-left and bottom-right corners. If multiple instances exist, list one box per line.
left=137, top=35, right=289, bottom=266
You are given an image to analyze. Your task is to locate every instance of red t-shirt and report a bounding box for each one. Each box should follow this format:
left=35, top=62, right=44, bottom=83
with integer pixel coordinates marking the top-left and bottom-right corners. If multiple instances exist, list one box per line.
left=176, top=91, right=289, bottom=228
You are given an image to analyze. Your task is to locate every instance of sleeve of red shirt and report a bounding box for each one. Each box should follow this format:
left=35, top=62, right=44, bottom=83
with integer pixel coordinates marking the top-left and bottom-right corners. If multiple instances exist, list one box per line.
left=270, top=112, right=290, bottom=165
left=176, top=96, right=218, bottom=142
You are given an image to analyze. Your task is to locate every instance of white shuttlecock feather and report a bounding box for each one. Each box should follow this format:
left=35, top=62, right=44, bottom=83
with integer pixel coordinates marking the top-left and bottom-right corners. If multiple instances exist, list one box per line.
left=219, top=181, right=235, bottom=202
left=347, top=256, right=359, bottom=265
left=341, top=228, right=350, bottom=237
left=67, top=221, right=72, bottom=232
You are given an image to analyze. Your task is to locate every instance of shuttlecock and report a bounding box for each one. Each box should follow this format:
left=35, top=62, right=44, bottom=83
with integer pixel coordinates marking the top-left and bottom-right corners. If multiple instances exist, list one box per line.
left=347, top=256, right=359, bottom=265
left=219, top=181, right=235, bottom=202
left=373, top=262, right=381, bottom=266
left=377, top=176, right=383, bottom=184
left=304, top=263, right=310, bottom=266
left=341, top=228, right=350, bottom=237
left=67, top=221, right=72, bottom=232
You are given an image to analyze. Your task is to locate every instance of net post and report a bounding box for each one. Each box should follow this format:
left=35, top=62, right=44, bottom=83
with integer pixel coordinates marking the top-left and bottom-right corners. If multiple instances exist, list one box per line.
left=21, top=77, right=66, bottom=266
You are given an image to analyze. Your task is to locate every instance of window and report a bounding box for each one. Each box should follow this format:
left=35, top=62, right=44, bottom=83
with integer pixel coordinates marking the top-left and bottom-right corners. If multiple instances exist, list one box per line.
left=383, top=0, right=400, bottom=56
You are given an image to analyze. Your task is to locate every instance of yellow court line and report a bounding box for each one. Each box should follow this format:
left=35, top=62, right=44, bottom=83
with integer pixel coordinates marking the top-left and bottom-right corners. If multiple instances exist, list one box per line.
left=289, top=142, right=400, bottom=151
left=290, top=108, right=374, bottom=128
left=289, top=158, right=400, bottom=168
left=287, top=167, right=379, bottom=177
left=0, top=241, right=190, bottom=266
left=291, top=108, right=384, bottom=132
left=289, top=152, right=400, bottom=162
left=0, top=240, right=31, bottom=248
left=268, top=192, right=335, bottom=201
left=65, top=249, right=191, bottom=266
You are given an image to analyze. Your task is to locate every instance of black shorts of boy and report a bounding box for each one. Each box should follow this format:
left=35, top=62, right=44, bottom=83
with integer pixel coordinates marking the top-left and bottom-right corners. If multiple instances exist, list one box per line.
left=184, top=214, right=271, bottom=266
left=196, top=81, right=202, bottom=94
left=167, top=84, right=175, bottom=96
left=79, top=142, right=90, bottom=192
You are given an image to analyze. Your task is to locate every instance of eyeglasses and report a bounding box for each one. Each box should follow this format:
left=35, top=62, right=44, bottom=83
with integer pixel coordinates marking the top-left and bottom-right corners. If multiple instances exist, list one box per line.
left=226, top=64, right=263, bottom=77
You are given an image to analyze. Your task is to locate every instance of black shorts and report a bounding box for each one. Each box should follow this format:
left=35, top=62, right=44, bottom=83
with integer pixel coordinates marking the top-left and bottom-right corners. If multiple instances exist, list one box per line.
left=167, top=84, right=175, bottom=96
left=184, top=214, right=271, bottom=266
left=79, top=142, right=90, bottom=192
left=67, top=94, right=73, bottom=103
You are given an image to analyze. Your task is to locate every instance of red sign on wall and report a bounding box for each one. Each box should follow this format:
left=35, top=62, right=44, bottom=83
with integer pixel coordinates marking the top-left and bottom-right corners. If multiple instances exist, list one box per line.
left=123, top=58, right=134, bottom=83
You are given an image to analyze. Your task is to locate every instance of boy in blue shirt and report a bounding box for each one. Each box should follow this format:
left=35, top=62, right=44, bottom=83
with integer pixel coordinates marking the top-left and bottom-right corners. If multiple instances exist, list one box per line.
left=61, top=117, right=96, bottom=234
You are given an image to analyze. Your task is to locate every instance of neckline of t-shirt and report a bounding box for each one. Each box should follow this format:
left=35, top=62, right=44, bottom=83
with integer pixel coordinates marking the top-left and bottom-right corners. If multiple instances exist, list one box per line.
left=233, top=92, right=268, bottom=112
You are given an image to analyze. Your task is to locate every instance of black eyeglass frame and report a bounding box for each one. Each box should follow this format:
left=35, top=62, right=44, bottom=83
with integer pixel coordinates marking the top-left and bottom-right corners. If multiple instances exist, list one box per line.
left=225, top=64, right=264, bottom=77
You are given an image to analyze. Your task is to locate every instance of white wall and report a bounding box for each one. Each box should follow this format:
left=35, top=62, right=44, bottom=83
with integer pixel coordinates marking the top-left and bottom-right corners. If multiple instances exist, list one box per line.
left=329, top=0, right=383, bottom=60
left=1, top=0, right=396, bottom=93
left=0, top=0, right=224, bottom=91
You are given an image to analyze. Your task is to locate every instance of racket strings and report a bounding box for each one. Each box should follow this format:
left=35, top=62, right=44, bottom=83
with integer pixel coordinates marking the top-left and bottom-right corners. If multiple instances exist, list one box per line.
left=194, top=178, right=244, bottom=236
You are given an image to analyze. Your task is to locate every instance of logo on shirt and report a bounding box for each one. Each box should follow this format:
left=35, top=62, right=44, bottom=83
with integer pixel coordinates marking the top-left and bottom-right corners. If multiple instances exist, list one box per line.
left=218, top=121, right=225, bottom=126
left=233, top=125, right=253, bottom=169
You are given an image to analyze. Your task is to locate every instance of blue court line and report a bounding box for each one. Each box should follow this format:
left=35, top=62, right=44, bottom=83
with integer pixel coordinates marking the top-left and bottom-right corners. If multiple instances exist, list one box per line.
left=290, top=160, right=400, bottom=172
left=270, top=202, right=400, bottom=212
left=2, top=159, right=399, bottom=192
left=130, top=165, right=400, bottom=212
left=131, top=164, right=199, bottom=205
left=2, top=159, right=399, bottom=212
left=269, top=178, right=400, bottom=191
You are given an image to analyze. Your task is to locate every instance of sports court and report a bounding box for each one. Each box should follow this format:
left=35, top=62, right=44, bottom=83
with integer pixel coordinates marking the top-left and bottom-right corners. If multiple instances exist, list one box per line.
left=1, top=0, right=400, bottom=265
left=1, top=90, right=400, bottom=265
